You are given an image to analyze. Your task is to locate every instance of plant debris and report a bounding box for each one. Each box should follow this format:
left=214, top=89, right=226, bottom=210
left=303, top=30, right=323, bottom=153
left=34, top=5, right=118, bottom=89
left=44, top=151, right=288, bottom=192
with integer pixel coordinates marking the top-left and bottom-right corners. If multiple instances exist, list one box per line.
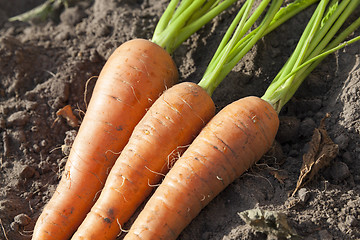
left=239, top=208, right=298, bottom=239
left=54, top=105, right=80, bottom=128
left=292, top=113, right=339, bottom=196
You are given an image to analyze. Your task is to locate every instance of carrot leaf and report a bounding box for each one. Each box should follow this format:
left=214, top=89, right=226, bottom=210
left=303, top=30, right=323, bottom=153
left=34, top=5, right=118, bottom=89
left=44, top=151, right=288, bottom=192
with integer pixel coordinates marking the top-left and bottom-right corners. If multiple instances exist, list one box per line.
left=198, top=0, right=319, bottom=96
left=152, top=0, right=237, bottom=54
left=261, top=0, right=360, bottom=113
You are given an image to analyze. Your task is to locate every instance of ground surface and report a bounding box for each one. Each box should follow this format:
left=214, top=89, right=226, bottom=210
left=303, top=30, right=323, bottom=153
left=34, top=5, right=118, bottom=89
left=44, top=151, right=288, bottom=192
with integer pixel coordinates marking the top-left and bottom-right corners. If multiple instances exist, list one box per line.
left=0, top=1, right=359, bottom=239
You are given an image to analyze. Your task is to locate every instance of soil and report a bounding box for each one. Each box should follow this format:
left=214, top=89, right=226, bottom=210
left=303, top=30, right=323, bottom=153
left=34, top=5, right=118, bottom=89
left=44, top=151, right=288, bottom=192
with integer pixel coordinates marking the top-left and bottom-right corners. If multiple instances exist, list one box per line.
left=0, top=1, right=359, bottom=240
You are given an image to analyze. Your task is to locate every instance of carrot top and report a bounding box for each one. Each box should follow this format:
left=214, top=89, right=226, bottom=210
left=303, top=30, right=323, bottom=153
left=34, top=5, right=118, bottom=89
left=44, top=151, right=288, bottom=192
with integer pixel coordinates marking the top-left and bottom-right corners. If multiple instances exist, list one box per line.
left=261, top=0, right=360, bottom=113
left=197, top=0, right=320, bottom=96
left=151, top=0, right=238, bottom=54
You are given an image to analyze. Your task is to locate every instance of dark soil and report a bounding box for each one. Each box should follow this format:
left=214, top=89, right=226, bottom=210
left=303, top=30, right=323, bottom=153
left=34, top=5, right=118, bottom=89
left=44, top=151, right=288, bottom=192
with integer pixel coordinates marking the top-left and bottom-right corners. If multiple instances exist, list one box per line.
left=1, top=1, right=359, bottom=240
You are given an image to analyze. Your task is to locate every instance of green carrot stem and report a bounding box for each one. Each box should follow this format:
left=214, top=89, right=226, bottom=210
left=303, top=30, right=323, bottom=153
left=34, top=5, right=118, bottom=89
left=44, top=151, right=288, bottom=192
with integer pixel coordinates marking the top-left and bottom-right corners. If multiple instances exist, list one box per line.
left=221, top=0, right=320, bottom=84
left=264, top=0, right=320, bottom=35
left=152, top=0, right=237, bottom=54
left=187, top=0, right=220, bottom=24
left=262, top=0, right=329, bottom=106
left=198, top=0, right=283, bottom=96
left=304, top=0, right=350, bottom=60
left=198, top=0, right=257, bottom=91
left=282, top=17, right=360, bottom=105
left=278, top=0, right=327, bottom=82
left=228, top=0, right=320, bottom=63
left=203, top=0, right=270, bottom=78
left=261, top=0, right=360, bottom=113
left=171, top=0, right=239, bottom=52
left=204, top=0, right=256, bottom=75
left=197, top=0, right=319, bottom=96
left=215, top=0, right=283, bottom=85
left=152, top=0, right=180, bottom=37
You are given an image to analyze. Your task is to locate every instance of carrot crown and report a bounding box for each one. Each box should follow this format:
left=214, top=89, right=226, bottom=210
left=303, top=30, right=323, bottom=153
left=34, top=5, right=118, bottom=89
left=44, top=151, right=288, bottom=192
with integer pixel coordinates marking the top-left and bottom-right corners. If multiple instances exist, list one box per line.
left=261, top=0, right=360, bottom=113
left=151, top=0, right=238, bottom=54
left=197, top=0, right=319, bottom=96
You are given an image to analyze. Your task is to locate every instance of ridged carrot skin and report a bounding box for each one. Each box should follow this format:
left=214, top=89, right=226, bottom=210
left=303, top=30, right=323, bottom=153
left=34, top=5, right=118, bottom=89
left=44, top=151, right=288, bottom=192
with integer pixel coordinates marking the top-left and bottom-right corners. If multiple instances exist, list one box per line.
left=71, top=82, right=215, bottom=240
left=123, top=96, right=279, bottom=240
left=32, top=39, right=178, bottom=240
left=70, top=82, right=215, bottom=240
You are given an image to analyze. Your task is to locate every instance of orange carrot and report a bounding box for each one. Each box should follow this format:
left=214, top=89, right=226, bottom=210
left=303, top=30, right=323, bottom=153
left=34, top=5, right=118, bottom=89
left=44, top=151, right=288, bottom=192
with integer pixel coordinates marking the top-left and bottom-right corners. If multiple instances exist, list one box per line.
left=71, top=1, right=292, bottom=239
left=32, top=1, right=237, bottom=238
left=123, top=96, right=279, bottom=240
left=123, top=1, right=360, bottom=238
left=32, top=39, right=178, bottom=240
left=71, top=82, right=215, bottom=239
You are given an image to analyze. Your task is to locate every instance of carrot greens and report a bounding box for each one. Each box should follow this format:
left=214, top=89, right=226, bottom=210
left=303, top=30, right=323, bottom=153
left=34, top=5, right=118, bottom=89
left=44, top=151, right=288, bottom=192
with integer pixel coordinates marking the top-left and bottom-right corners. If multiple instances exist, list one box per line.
left=261, top=0, right=360, bottom=113
left=197, top=0, right=320, bottom=96
left=151, top=0, right=238, bottom=53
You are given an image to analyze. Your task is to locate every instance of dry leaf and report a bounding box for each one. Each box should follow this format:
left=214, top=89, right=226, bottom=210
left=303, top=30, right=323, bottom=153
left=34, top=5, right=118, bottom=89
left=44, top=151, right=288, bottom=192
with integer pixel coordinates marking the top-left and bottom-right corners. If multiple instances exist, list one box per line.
left=239, top=208, right=299, bottom=239
left=292, top=114, right=338, bottom=196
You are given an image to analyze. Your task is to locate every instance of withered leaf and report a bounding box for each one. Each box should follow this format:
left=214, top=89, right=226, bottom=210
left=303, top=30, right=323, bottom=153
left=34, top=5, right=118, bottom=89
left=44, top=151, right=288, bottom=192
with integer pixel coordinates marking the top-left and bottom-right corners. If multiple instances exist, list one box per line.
left=292, top=114, right=338, bottom=196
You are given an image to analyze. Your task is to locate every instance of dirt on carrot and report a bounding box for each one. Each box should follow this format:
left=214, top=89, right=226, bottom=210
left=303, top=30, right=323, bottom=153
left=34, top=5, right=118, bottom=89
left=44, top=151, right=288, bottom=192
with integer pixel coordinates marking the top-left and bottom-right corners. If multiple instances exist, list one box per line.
left=1, top=1, right=360, bottom=240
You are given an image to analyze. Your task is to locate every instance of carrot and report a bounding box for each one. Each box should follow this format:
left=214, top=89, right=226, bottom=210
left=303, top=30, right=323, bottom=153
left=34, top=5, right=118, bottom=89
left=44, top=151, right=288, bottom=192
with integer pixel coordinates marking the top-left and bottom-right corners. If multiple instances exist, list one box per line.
left=124, top=96, right=279, bottom=240
left=71, top=81, right=215, bottom=240
left=123, top=0, right=360, bottom=239
left=71, top=0, right=318, bottom=239
left=32, top=1, right=237, bottom=239
left=32, top=38, right=178, bottom=240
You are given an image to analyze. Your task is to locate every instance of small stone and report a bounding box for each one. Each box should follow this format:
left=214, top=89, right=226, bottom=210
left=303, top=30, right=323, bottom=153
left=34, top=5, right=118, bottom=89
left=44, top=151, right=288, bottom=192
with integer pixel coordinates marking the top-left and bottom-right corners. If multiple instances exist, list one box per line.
left=19, top=165, right=36, bottom=179
left=14, top=213, right=31, bottom=226
left=297, top=188, right=310, bottom=203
